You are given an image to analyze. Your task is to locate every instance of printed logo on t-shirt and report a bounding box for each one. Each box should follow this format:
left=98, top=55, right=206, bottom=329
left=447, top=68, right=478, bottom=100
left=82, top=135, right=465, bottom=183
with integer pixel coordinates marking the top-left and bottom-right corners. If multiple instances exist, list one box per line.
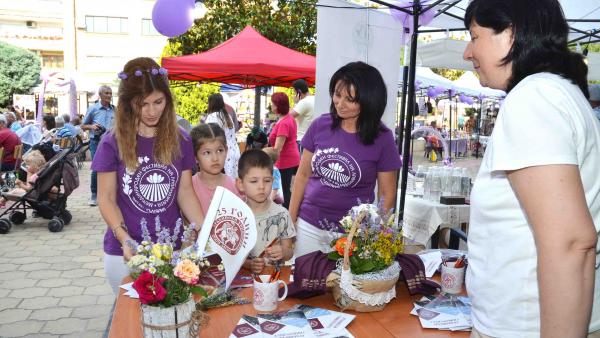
left=312, top=147, right=361, bottom=188
left=122, top=156, right=178, bottom=214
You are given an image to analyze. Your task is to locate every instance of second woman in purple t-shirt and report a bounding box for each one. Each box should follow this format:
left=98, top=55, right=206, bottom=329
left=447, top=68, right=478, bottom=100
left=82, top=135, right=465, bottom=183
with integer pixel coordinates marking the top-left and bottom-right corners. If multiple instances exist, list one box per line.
left=289, top=61, right=402, bottom=258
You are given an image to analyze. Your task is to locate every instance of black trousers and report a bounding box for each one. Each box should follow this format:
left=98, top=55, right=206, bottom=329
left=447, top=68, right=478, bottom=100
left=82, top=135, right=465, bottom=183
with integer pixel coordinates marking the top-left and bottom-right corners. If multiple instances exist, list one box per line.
left=279, top=166, right=298, bottom=209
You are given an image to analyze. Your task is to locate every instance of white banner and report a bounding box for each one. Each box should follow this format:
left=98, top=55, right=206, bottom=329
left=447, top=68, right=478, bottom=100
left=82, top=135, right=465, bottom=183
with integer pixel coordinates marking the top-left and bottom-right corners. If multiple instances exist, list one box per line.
left=195, top=186, right=257, bottom=290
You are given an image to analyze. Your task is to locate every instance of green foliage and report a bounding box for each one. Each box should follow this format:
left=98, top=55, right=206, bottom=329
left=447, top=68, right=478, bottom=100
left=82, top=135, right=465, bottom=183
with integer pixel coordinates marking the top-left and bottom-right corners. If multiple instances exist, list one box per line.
left=431, top=68, right=466, bottom=81
left=162, top=0, right=317, bottom=123
left=0, top=42, right=41, bottom=107
left=169, top=0, right=317, bottom=56
left=464, top=107, right=477, bottom=117
left=170, top=83, right=220, bottom=125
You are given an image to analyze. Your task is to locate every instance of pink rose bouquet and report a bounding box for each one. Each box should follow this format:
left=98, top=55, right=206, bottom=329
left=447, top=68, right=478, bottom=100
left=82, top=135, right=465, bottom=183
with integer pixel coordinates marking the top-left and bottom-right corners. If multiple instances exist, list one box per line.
left=128, top=217, right=222, bottom=307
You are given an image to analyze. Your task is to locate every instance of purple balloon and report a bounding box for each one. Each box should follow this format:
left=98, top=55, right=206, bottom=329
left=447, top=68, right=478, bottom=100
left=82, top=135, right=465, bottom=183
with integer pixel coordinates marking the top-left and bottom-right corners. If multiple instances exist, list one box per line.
left=152, top=0, right=194, bottom=38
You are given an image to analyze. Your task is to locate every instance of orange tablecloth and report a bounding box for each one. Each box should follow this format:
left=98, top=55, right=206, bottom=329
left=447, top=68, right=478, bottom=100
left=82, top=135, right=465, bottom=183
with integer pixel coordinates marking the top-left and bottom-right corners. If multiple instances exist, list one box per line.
left=108, top=269, right=469, bottom=338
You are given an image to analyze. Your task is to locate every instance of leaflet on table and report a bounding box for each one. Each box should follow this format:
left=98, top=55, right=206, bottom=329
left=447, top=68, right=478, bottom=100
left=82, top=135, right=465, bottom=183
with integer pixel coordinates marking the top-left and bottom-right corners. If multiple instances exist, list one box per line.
left=410, top=294, right=471, bottom=331
left=230, top=315, right=265, bottom=338
left=257, top=310, right=316, bottom=337
left=291, top=305, right=355, bottom=331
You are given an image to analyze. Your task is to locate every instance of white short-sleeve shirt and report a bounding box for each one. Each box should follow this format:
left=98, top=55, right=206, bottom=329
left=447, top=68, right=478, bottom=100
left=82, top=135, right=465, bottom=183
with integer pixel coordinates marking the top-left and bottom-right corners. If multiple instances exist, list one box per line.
left=293, top=95, right=315, bottom=141
left=467, top=73, right=600, bottom=337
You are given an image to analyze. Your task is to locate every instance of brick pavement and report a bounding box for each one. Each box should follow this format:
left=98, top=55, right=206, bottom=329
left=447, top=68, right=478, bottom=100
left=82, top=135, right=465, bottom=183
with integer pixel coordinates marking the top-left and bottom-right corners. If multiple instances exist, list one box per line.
left=0, top=161, right=113, bottom=338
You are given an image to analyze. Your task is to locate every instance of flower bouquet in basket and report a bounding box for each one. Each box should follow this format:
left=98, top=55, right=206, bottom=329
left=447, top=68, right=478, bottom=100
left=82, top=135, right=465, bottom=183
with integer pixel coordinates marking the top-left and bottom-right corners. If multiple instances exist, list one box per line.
left=126, top=217, right=221, bottom=338
left=325, top=203, right=403, bottom=312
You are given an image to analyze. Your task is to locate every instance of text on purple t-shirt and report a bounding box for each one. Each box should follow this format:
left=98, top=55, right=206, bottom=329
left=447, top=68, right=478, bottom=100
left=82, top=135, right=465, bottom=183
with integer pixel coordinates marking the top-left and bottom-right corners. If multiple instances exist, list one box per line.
left=91, top=131, right=196, bottom=255
left=299, top=114, right=401, bottom=231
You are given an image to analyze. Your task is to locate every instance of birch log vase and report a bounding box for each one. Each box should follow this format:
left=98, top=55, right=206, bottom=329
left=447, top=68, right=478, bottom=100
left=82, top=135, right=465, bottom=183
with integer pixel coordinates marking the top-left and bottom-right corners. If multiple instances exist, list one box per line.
left=141, top=297, right=196, bottom=338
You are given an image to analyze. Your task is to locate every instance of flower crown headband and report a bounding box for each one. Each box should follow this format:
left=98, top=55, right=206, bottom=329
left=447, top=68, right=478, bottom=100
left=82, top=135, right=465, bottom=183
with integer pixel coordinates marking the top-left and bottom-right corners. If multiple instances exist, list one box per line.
left=117, top=67, right=168, bottom=80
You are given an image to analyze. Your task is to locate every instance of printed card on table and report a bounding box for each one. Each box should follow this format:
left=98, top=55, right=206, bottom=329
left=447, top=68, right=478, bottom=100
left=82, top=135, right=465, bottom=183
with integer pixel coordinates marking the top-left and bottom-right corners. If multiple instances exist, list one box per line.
left=257, top=310, right=316, bottom=337
left=230, top=315, right=265, bottom=338
left=291, top=304, right=355, bottom=335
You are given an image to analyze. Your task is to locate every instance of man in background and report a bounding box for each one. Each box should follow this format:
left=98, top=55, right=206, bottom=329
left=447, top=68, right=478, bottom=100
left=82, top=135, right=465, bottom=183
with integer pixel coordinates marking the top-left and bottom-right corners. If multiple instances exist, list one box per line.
left=289, top=79, right=314, bottom=149
left=82, top=85, right=115, bottom=206
left=0, top=114, right=22, bottom=171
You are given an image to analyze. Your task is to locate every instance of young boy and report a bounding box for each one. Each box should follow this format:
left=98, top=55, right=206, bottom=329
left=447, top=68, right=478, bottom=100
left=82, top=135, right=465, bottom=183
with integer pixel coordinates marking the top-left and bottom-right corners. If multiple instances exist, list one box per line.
left=237, top=150, right=295, bottom=274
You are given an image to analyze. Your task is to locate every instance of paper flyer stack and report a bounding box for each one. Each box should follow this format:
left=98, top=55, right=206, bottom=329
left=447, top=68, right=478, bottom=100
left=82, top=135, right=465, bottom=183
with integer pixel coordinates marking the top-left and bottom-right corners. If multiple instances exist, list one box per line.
left=410, top=293, right=472, bottom=331
left=229, top=305, right=355, bottom=337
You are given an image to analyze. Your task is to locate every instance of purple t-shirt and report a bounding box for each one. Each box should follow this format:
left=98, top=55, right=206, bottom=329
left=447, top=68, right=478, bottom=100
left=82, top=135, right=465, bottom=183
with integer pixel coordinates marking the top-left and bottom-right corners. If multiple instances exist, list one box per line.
left=91, top=131, right=196, bottom=255
left=299, top=114, right=402, bottom=231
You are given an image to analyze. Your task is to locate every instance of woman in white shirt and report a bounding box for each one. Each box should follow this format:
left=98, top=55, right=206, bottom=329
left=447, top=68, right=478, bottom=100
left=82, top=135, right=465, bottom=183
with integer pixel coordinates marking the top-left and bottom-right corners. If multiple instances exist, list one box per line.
left=463, top=0, right=600, bottom=337
left=204, top=93, right=240, bottom=177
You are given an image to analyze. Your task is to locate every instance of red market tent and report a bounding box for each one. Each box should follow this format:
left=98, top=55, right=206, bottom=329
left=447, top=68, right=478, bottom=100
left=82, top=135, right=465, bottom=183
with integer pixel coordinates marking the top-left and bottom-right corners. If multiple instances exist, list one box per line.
left=161, top=26, right=316, bottom=87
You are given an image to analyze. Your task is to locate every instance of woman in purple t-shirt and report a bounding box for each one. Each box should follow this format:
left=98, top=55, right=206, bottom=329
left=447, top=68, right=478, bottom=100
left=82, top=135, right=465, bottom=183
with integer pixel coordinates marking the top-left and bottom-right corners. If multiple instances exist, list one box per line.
left=92, top=57, right=205, bottom=294
left=289, top=62, right=402, bottom=258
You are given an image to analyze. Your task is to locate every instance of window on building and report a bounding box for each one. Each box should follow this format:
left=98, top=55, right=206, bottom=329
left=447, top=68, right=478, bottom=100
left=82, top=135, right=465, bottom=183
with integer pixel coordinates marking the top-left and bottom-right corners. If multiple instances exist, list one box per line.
left=141, top=19, right=160, bottom=36
left=85, top=16, right=128, bottom=34
left=40, top=52, right=64, bottom=69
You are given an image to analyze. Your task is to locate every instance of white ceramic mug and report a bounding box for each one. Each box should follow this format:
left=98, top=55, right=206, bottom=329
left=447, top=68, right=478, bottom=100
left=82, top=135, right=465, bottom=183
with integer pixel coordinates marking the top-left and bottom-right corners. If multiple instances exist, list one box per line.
left=441, top=263, right=465, bottom=294
left=253, top=275, right=288, bottom=312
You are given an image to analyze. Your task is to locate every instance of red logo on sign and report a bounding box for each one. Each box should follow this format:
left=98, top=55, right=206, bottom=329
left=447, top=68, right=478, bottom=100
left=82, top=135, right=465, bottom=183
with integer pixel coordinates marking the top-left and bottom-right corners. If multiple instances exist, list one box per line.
left=210, top=215, right=246, bottom=255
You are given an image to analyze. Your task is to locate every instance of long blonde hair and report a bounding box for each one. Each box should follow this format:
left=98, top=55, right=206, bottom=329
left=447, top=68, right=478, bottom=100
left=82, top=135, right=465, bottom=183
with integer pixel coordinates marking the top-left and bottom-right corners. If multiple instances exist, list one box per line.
left=115, top=57, right=181, bottom=171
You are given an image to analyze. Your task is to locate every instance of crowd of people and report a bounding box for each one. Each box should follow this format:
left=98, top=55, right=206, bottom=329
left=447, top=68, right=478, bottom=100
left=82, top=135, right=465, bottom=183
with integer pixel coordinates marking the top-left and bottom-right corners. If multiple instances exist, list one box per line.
left=4, top=0, right=599, bottom=336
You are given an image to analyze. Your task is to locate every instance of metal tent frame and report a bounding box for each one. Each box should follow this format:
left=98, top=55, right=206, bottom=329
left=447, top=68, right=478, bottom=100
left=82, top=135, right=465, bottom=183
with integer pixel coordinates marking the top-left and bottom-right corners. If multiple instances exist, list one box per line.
left=365, top=0, right=600, bottom=221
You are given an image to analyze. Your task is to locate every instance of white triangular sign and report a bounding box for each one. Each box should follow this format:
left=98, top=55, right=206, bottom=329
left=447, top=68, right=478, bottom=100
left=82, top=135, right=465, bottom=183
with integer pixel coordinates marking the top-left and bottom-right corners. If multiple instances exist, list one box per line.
left=195, top=186, right=257, bottom=290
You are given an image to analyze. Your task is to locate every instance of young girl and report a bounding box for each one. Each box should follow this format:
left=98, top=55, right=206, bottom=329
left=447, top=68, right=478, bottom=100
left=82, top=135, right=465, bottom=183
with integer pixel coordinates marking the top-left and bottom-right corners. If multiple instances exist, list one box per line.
left=205, top=94, right=241, bottom=178
left=190, top=123, right=242, bottom=216
left=0, top=150, right=50, bottom=207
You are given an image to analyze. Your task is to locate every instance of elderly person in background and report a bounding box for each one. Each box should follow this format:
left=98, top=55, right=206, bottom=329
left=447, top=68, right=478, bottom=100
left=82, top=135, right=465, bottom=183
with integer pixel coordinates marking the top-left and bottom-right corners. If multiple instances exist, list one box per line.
left=462, top=0, right=600, bottom=336
left=61, top=114, right=82, bottom=137
left=289, top=62, right=401, bottom=257
left=6, top=112, right=21, bottom=132
left=82, top=85, right=115, bottom=206
left=0, top=114, right=22, bottom=171
left=589, top=84, right=600, bottom=122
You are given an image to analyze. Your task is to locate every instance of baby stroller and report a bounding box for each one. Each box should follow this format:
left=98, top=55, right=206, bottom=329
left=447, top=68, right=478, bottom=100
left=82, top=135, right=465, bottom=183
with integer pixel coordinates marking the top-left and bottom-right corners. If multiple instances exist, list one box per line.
left=0, top=146, right=79, bottom=234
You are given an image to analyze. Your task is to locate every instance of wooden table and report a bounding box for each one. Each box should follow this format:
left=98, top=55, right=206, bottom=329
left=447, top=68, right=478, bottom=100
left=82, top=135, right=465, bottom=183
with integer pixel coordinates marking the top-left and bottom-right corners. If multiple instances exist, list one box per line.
left=109, top=270, right=469, bottom=338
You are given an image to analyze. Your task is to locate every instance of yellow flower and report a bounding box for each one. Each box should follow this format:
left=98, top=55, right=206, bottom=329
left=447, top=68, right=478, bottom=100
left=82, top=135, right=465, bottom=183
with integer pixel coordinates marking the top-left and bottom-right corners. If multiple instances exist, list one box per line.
left=174, top=259, right=200, bottom=285
left=151, top=244, right=172, bottom=261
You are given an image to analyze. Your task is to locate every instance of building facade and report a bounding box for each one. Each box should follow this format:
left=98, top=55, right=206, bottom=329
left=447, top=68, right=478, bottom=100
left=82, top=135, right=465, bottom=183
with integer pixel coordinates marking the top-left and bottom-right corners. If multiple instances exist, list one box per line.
left=0, top=0, right=168, bottom=115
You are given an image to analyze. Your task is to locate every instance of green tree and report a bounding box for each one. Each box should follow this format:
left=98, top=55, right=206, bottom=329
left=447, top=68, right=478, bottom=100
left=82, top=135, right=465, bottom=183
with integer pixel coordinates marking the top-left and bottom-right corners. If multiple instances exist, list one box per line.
left=170, top=0, right=317, bottom=56
left=431, top=68, right=465, bottom=81
left=162, top=0, right=317, bottom=123
left=0, top=42, right=41, bottom=107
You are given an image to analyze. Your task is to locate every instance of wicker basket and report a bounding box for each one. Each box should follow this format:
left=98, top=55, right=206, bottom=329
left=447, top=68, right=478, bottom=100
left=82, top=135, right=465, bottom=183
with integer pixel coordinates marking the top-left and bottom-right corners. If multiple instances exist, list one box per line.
left=326, top=211, right=400, bottom=312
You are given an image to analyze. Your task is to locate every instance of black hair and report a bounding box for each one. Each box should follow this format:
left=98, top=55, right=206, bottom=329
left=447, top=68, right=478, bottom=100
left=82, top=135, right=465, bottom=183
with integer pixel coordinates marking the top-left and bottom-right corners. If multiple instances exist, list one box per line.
left=329, top=61, right=387, bottom=145
left=464, top=0, right=589, bottom=97
left=42, top=114, right=56, bottom=130
left=207, top=93, right=233, bottom=129
left=238, top=149, right=273, bottom=179
left=190, top=123, right=227, bottom=155
left=292, top=79, right=309, bottom=94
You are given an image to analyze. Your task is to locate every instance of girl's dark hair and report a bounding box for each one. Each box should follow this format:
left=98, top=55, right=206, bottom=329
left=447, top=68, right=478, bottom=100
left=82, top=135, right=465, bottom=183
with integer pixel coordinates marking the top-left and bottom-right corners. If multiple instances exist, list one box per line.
left=190, top=123, right=227, bottom=155
left=329, top=61, right=387, bottom=145
left=207, top=93, right=233, bottom=129
left=42, top=114, right=56, bottom=130
left=271, top=92, right=290, bottom=115
left=464, top=0, right=589, bottom=97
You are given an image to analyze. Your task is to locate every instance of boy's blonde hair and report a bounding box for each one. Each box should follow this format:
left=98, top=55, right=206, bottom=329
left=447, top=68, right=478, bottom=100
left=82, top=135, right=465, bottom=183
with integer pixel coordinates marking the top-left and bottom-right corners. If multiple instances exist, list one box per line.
left=23, top=150, right=46, bottom=172
left=262, top=147, right=279, bottom=163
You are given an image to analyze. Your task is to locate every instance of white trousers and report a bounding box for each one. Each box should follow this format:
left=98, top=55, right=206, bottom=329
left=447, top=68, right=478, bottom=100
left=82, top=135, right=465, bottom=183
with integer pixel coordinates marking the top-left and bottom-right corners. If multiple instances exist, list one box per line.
left=293, top=218, right=335, bottom=258
left=104, top=254, right=130, bottom=296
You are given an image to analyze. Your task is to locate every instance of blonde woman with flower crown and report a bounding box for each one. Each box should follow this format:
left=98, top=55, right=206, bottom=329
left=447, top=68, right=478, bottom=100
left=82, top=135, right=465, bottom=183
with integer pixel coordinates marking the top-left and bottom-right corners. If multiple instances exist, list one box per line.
left=92, top=57, right=204, bottom=294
